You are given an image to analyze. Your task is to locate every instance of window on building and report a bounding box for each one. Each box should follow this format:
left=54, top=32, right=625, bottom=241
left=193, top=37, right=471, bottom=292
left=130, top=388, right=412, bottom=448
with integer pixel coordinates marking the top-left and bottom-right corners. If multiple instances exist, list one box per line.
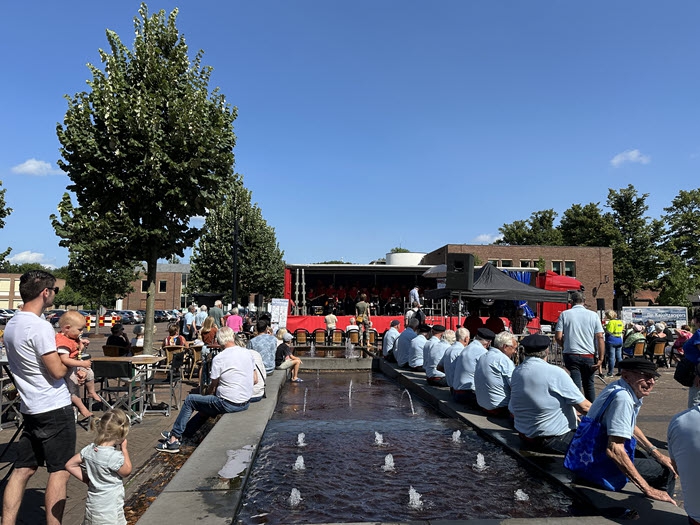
left=520, top=260, right=531, bottom=268
left=141, top=280, right=149, bottom=293
left=552, top=261, right=562, bottom=275
left=488, top=260, right=499, bottom=266
left=159, top=280, right=167, bottom=293
left=500, top=259, right=513, bottom=267
left=564, top=261, right=576, bottom=277
left=0, top=278, right=9, bottom=293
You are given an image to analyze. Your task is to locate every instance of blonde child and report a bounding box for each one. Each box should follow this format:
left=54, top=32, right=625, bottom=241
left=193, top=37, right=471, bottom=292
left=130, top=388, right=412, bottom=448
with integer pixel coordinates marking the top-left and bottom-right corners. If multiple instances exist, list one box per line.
left=65, top=409, right=132, bottom=525
left=56, top=311, right=101, bottom=418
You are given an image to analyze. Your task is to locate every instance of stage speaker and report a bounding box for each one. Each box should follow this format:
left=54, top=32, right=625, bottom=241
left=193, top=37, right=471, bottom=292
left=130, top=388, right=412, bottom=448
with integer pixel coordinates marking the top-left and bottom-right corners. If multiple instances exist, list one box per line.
left=255, top=293, right=264, bottom=308
left=614, top=298, right=623, bottom=311
left=446, top=253, right=474, bottom=291
left=596, top=298, right=606, bottom=311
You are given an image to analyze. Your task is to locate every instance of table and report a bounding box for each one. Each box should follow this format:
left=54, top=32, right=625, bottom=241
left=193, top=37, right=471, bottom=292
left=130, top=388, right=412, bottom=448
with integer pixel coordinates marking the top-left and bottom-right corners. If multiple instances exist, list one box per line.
left=92, top=355, right=166, bottom=422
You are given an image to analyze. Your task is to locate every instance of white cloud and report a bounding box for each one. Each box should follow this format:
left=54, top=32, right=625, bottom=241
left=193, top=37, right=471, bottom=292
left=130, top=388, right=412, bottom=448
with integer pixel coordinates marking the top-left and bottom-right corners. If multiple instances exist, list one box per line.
left=473, top=233, right=502, bottom=244
left=8, top=250, right=56, bottom=268
left=10, top=158, right=62, bottom=176
left=610, top=149, right=651, bottom=168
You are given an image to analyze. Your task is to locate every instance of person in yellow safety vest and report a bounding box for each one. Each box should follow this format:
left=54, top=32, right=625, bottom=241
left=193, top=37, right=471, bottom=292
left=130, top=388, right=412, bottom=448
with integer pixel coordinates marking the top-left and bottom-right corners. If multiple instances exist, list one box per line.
left=604, top=310, right=625, bottom=377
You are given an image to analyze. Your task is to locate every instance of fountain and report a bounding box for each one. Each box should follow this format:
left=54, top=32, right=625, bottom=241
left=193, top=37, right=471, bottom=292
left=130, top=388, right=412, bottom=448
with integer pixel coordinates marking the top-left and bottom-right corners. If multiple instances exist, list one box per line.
left=408, top=486, right=423, bottom=510
left=514, top=489, right=530, bottom=501
left=472, top=452, right=488, bottom=472
left=309, top=341, right=315, bottom=357
left=302, top=388, right=308, bottom=414
left=288, top=488, right=302, bottom=507
left=292, top=456, right=305, bottom=471
left=400, top=389, right=416, bottom=415
left=382, top=453, right=395, bottom=472
left=237, top=371, right=577, bottom=523
left=348, top=379, right=353, bottom=407
left=451, top=430, right=461, bottom=443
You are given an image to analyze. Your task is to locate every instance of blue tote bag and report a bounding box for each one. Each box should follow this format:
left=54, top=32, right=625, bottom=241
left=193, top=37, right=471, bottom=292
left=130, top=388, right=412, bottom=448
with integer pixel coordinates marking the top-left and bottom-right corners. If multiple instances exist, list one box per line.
left=564, top=390, right=636, bottom=491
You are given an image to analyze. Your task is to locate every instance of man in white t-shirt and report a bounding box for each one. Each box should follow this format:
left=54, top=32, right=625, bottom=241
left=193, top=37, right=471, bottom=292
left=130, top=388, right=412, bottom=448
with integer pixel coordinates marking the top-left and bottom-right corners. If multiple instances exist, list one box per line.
left=3, top=270, right=73, bottom=525
left=157, top=326, right=256, bottom=453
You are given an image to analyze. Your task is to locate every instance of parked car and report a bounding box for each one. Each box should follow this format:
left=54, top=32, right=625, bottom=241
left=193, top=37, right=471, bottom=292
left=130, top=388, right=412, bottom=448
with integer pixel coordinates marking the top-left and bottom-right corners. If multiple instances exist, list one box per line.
left=106, top=310, right=130, bottom=324
left=154, top=310, right=170, bottom=322
left=44, top=309, right=67, bottom=326
left=0, top=309, right=15, bottom=324
left=121, top=310, right=143, bottom=324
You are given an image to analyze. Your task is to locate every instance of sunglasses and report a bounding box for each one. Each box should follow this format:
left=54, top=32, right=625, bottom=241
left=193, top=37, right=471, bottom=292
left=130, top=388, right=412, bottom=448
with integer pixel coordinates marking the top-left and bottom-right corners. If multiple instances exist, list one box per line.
left=47, top=286, right=60, bottom=294
left=633, top=371, right=658, bottom=381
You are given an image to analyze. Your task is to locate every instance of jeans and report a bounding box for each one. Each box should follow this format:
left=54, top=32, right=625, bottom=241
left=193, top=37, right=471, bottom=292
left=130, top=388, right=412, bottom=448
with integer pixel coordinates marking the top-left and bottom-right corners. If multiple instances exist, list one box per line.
left=171, top=394, right=249, bottom=439
left=606, top=343, right=622, bottom=375
left=563, top=353, right=596, bottom=402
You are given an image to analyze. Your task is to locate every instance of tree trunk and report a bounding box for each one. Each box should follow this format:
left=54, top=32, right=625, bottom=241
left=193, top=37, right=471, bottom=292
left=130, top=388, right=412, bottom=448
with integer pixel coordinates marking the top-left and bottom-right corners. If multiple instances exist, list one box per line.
left=143, top=253, right=158, bottom=353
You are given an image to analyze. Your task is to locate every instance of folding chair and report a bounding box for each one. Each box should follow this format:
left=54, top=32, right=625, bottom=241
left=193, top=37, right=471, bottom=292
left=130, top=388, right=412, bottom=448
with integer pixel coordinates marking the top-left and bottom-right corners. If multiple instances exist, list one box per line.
left=93, top=361, right=145, bottom=423
left=188, top=345, right=204, bottom=381
left=332, top=329, right=344, bottom=346
left=348, top=330, right=360, bottom=345
left=294, top=329, right=309, bottom=345
left=145, top=351, right=185, bottom=416
left=313, top=328, right=326, bottom=345
left=651, top=341, right=669, bottom=368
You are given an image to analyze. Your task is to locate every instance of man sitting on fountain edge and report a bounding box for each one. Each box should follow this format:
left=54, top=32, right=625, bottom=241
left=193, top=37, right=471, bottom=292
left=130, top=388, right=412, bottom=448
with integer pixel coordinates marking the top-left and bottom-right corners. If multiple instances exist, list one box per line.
left=157, top=326, right=257, bottom=454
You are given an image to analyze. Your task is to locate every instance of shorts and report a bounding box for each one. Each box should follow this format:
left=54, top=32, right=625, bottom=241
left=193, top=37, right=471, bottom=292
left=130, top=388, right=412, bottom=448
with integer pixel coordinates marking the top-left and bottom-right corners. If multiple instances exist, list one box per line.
left=15, top=405, right=76, bottom=472
left=66, top=366, right=95, bottom=397
left=277, top=359, right=294, bottom=370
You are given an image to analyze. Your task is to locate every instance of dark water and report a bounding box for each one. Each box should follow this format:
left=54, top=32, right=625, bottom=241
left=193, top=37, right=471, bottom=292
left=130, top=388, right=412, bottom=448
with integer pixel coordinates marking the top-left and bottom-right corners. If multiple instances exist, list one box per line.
left=236, top=371, right=576, bottom=524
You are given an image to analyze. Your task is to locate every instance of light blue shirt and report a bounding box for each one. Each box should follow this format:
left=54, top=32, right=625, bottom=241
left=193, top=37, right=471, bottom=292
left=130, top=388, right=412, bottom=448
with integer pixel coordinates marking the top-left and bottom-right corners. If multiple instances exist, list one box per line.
left=668, top=406, right=700, bottom=521
left=409, top=287, right=420, bottom=305
left=509, top=357, right=585, bottom=438
left=425, top=339, right=449, bottom=378
left=195, top=310, right=208, bottom=327
left=555, top=305, right=603, bottom=355
left=587, top=379, right=641, bottom=439
left=474, top=348, right=515, bottom=410
left=452, top=340, right=487, bottom=391
left=395, top=329, right=417, bottom=367
left=183, top=311, right=196, bottom=335
left=382, top=327, right=400, bottom=357
left=247, top=334, right=278, bottom=374
left=439, top=341, right=466, bottom=386
left=409, top=334, right=428, bottom=367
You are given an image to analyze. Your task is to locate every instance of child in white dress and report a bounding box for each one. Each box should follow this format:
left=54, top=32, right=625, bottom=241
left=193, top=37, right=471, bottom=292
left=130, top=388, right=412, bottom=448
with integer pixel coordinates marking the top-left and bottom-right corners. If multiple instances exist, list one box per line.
left=65, top=409, right=132, bottom=525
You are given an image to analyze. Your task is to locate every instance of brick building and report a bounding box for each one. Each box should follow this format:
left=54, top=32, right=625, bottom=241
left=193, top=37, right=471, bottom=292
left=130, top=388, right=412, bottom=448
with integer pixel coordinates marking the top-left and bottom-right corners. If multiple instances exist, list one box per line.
left=422, top=244, right=614, bottom=310
left=120, top=264, right=192, bottom=311
left=0, top=273, right=67, bottom=309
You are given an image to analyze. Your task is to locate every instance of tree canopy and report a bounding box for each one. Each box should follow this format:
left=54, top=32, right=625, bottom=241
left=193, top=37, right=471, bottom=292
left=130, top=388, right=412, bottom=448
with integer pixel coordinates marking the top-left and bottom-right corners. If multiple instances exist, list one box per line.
left=52, top=4, right=237, bottom=350
left=189, top=175, right=284, bottom=304
left=496, top=209, right=562, bottom=246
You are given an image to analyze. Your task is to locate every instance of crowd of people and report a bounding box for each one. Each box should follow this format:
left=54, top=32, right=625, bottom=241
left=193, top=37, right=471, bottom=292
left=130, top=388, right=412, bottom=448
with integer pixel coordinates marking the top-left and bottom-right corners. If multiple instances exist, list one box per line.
left=0, top=270, right=304, bottom=523
left=382, top=292, right=700, bottom=522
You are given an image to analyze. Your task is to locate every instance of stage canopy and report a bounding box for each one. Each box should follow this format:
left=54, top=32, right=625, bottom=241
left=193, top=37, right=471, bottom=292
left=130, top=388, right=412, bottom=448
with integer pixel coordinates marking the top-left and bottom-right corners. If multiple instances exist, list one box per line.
left=424, top=263, right=570, bottom=303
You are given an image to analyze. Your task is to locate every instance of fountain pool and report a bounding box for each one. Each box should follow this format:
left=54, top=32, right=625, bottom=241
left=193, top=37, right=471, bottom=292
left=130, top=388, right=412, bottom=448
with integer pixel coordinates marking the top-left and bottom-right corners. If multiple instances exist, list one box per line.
left=236, top=372, right=580, bottom=523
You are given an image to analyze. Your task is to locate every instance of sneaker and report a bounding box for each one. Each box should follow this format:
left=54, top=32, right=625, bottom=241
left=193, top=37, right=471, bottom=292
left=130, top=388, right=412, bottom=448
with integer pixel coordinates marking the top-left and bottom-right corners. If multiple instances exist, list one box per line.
left=160, top=430, right=172, bottom=440
left=292, top=378, right=304, bottom=383
left=156, top=440, right=180, bottom=453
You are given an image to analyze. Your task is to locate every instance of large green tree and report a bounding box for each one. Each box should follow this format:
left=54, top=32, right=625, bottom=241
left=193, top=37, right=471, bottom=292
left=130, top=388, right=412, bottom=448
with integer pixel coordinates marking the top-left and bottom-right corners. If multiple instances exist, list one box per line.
left=189, top=175, right=284, bottom=304
left=606, top=185, right=661, bottom=306
left=52, top=4, right=237, bottom=350
left=496, top=209, right=563, bottom=246
left=559, top=202, right=619, bottom=247
left=0, top=180, right=12, bottom=268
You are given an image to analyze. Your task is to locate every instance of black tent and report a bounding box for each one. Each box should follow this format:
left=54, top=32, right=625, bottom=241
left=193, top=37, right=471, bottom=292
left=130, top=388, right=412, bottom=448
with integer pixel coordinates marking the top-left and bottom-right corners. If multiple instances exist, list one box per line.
left=424, top=263, right=570, bottom=303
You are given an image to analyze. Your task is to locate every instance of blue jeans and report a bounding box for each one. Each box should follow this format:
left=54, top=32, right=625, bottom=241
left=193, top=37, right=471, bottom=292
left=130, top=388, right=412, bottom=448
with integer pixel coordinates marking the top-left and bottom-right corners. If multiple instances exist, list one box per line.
left=171, top=394, right=249, bottom=439
left=563, top=353, right=596, bottom=402
left=606, top=343, right=622, bottom=375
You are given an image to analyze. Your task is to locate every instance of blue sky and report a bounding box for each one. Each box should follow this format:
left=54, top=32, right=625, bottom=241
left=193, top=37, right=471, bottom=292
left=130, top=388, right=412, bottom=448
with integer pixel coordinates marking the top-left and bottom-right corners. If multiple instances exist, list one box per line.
left=1, top=1, right=699, bottom=268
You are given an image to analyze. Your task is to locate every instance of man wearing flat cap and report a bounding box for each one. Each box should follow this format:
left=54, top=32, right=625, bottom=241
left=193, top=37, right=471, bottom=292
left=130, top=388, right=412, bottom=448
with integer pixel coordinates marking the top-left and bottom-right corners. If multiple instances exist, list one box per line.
left=451, top=327, right=495, bottom=406
left=474, top=331, right=518, bottom=417
left=509, top=334, right=591, bottom=454
left=423, top=325, right=449, bottom=387
left=579, top=357, right=676, bottom=503
left=395, top=318, right=419, bottom=368
left=382, top=320, right=401, bottom=363
left=407, top=323, right=432, bottom=370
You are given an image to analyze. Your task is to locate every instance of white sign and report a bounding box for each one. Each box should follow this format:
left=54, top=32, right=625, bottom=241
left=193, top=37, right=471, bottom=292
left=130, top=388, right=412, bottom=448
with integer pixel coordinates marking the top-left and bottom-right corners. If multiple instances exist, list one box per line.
left=270, top=298, right=289, bottom=329
left=621, top=306, right=688, bottom=328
